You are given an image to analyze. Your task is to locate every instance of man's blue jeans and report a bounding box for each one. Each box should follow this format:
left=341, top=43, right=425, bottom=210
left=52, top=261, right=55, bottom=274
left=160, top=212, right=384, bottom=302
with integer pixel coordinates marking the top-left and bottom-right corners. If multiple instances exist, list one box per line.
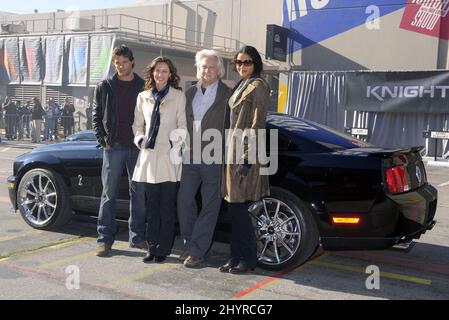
left=97, top=143, right=146, bottom=247
left=44, top=118, right=55, bottom=140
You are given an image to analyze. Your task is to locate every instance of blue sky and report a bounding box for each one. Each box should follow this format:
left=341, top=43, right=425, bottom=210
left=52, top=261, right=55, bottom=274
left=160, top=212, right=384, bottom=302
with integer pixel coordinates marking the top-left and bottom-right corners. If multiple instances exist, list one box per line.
left=1, top=0, right=137, bottom=14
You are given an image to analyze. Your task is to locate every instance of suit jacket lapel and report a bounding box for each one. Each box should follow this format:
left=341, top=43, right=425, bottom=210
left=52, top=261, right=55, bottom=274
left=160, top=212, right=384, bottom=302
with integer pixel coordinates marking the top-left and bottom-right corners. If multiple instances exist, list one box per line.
left=188, top=80, right=226, bottom=120
left=185, top=86, right=196, bottom=122
left=209, top=80, right=226, bottom=110
left=231, top=80, right=255, bottom=109
left=186, top=86, right=197, bottom=103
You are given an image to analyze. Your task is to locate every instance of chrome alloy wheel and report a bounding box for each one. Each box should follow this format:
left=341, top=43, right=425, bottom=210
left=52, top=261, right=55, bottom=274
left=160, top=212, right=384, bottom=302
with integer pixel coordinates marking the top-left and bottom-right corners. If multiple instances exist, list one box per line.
left=250, top=198, right=302, bottom=266
left=18, top=172, right=58, bottom=226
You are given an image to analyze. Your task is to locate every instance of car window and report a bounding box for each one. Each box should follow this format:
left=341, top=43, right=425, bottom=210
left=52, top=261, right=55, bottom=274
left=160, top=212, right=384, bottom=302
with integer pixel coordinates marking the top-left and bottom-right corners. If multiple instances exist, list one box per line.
left=278, top=132, right=300, bottom=151
left=266, top=128, right=300, bottom=153
left=311, top=121, right=372, bottom=150
left=267, top=114, right=371, bottom=151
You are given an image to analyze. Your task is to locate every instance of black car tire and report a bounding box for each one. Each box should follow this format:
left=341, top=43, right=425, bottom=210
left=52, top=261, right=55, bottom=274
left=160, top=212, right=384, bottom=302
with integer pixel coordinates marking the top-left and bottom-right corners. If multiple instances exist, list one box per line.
left=252, top=186, right=319, bottom=271
left=17, top=168, right=72, bottom=230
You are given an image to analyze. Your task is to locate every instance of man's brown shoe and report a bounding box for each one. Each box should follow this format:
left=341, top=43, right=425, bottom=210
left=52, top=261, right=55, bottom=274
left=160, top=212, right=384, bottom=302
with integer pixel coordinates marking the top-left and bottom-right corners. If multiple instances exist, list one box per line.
left=96, top=244, right=111, bottom=257
left=129, top=241, right=149, bottom=250
left=177, top=251, right=189, bottom=262
left=183, top=256, right=204, bottom=268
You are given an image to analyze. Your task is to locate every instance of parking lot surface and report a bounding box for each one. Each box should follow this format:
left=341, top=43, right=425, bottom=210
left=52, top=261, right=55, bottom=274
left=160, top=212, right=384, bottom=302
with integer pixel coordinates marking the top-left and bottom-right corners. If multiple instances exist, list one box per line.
left=1, top=143, right=448, bottom=301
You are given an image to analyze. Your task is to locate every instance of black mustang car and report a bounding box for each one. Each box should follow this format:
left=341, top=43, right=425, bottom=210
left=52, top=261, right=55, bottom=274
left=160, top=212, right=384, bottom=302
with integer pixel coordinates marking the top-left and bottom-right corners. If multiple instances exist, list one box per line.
left=7, top=113, right=437, bottom=270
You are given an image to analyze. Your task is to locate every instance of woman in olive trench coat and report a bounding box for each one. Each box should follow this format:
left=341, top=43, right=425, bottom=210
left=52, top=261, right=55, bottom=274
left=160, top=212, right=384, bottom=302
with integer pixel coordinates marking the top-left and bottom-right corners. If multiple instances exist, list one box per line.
left=219, top=46, right=270, bottom=274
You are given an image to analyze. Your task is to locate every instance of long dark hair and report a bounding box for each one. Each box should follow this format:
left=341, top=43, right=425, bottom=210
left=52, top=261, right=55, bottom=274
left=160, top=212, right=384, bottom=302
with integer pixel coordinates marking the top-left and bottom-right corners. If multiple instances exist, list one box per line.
left=144, top=56, right=181, bottom=91
left=233, top=45, right=263, bottom=78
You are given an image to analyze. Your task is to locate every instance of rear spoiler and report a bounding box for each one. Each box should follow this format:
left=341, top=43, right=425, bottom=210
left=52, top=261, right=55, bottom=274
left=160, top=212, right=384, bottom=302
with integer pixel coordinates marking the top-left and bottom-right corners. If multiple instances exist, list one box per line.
left=367, top=146, right=424, bottom=159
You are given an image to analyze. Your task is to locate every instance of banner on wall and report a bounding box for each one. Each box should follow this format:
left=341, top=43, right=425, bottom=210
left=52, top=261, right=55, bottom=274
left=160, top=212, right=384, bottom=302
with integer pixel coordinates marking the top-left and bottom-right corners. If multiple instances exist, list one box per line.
left=19, top=37, right=43, bottom=84
left=282, top=0, right=407, bottom=52
left=43, top=36, right=64, bottom=85
left=286, top=71, right=449, bottom=158
left=400, top=0, right=449, bottom=39
left=89, top=35, right=115, bottom=85
left=67, top=35, right=88, bottom=86
left=345, top=71, right=449, bottom=113
left=0, top=39, right=10, bottom=84
left=4, top=37, right=20, bottom=84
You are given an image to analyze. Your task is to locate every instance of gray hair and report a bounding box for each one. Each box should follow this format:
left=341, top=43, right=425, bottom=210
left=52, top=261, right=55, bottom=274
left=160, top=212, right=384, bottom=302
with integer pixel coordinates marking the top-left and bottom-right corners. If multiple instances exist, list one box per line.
left=194, top=49, right=225, bottom=79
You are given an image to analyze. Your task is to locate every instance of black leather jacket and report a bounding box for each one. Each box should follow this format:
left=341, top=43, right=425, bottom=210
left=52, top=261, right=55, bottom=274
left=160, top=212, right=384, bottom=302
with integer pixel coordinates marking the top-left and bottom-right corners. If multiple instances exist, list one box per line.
left=93, top=73, right=144, bottom=148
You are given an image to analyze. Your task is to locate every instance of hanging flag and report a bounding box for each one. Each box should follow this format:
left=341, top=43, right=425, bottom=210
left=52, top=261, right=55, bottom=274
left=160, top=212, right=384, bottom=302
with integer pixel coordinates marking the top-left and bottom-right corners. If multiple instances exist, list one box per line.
left=89, top=34, right=115, bottom=85
left=67, top=35, right=88, bottom=85
left=43, top=36, right=64, bottom=85
left=20, top=37, right=43, bottom=84
left=4, top=37, right=20, bottom=84
left=0, top=39, right=10, bottom=84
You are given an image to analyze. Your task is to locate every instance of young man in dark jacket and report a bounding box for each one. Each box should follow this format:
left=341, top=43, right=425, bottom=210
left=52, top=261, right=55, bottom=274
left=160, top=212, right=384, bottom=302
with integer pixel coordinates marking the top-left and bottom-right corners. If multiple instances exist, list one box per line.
left=93, top=45, right=146, bottom=256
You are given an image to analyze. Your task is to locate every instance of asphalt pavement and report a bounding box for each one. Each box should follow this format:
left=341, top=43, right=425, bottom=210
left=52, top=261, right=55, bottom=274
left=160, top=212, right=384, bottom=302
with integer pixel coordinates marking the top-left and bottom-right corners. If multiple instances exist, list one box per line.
left=0, top=141, right=448, bottom=303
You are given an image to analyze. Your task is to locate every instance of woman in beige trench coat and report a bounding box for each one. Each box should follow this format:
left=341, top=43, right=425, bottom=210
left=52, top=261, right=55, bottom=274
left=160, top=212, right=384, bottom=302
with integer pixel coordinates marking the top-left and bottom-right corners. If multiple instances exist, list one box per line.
left=219, top=46, right=270, bottom=274
left=132, top=56, right=186, bottom=263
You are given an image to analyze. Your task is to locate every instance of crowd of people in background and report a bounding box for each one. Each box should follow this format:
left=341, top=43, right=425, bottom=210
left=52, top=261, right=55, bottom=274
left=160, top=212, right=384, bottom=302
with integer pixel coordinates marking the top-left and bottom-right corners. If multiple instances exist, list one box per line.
left=0, top=95, right=92, bottom=143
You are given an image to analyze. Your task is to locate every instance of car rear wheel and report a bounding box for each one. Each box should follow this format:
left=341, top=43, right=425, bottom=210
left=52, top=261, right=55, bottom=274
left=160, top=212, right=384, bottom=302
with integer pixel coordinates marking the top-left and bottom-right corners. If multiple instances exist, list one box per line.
left=250, top=187, right=319, bottom=271
left=17, top=168, right=72, bottom=230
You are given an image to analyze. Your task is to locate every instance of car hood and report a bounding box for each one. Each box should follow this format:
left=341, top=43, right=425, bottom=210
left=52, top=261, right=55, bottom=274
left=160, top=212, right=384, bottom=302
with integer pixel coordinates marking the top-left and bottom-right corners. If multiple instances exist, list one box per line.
left=30, top=141, right=98, bottom=153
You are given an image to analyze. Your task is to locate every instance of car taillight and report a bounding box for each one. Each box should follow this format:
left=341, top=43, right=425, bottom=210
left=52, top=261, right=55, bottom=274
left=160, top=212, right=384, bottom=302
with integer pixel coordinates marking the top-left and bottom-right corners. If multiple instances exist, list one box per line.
left=386, top=166, right=410, bottom=194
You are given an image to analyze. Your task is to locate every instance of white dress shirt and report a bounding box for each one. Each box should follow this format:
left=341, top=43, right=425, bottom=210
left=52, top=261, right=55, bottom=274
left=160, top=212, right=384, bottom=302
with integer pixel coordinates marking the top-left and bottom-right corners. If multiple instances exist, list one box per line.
left=192, top=79, right=219, bottom=130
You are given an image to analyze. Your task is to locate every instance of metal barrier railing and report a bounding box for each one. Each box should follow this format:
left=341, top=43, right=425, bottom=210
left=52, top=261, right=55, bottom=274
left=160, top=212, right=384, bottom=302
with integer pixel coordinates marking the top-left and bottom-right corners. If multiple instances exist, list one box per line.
left=1, top=114, right=85, bottom=142
left=5, top=13, right=239, bottom=54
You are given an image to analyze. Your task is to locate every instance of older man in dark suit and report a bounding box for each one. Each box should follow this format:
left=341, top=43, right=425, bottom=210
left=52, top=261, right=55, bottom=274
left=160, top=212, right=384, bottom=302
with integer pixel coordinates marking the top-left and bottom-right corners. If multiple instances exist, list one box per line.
left=177, top=50, right=231, bottom=268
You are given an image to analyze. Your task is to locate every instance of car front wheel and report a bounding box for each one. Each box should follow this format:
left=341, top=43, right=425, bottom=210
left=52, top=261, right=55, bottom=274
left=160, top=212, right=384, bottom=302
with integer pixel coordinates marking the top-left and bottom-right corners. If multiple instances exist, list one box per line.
left=16, top=168, right=72, bottom=230
left=250, top=187, right=319, bottom=271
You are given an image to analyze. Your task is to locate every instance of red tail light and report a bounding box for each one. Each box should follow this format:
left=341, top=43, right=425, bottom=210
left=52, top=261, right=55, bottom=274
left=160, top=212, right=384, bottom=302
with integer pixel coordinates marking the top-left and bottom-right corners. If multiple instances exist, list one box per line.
left=386, top=166, right=410, bottom=194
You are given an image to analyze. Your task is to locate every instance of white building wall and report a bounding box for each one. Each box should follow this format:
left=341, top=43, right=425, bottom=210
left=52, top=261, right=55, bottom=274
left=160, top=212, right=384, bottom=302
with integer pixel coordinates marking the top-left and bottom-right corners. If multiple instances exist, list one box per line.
left=2, top=1, right=448, bottom=74
left=1, top=1, right=283, bottom=57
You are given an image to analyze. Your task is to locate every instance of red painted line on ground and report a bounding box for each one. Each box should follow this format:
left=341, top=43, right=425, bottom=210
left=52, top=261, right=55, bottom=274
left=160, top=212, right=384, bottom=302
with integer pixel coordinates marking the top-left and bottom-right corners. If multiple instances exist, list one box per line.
left=233, top=249, right=325, bottom=299
left=0, top=196, right=10, bottom=204
left=437, top=181, right=449, bottom=187
left=333, top=251, right=449, bottom=277
left=233, top=268, right=292, bottom=299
